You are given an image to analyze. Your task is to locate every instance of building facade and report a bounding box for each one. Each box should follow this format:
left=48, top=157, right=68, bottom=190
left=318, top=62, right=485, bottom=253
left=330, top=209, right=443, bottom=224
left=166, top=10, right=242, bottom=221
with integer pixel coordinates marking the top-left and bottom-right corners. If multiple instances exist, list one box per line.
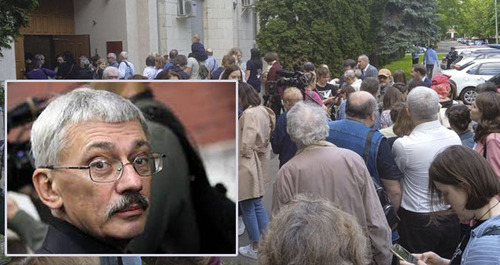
left=0, top=0, right=258, bottom=80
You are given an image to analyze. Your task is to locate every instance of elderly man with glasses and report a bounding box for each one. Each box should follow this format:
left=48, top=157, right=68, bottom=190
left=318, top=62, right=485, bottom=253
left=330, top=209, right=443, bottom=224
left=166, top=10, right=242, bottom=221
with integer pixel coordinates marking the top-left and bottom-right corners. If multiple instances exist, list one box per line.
left=30, top=88, right=164, bottom=254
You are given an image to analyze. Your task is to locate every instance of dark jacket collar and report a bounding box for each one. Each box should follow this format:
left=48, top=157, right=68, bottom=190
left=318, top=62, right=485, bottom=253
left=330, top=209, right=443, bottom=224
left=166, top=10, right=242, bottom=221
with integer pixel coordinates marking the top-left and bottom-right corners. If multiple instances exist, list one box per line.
left=36, top=218, right=124, bottom=254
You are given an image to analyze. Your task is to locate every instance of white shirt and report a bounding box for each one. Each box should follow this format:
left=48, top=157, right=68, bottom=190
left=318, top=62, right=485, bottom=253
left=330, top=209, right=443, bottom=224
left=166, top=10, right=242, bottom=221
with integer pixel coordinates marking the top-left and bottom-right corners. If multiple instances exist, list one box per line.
left=392, top=120, right=461, bottom=213
left=142, top=66, right=156, bottom=80
left=118, top=60, right=135, bottom=79
left=351, top=79, right=362, bottom=91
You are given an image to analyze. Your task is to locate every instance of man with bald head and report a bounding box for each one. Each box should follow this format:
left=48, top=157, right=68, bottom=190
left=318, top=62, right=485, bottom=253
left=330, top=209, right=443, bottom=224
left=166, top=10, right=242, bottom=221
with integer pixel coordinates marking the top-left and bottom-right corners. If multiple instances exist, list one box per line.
left=205, top=48, right=218, bottom=76
left=357, top=54, right=378, bottom=78
left=326, top=92, right=403, bottom=243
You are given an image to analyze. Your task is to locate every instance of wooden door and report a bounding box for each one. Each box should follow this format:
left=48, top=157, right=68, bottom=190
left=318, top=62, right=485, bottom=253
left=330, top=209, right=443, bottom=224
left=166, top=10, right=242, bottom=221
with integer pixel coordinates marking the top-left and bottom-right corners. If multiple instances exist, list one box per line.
left=53, top=35, right=90, bottom=63
left=15, top=36, right=25, bottom=79
left=106, top=41, right=123, bottom=57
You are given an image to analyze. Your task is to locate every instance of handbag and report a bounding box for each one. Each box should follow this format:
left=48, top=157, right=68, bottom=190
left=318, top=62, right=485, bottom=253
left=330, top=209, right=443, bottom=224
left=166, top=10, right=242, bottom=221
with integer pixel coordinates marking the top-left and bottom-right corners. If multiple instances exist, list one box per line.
left=363, top=130, right=400, bottom=231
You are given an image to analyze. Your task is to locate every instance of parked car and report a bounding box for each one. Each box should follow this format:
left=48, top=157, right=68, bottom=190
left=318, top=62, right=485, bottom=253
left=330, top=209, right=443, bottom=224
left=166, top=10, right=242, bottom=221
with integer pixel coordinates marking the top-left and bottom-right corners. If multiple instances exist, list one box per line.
left=474, top=40, right=484, bottom=46
left=452, top=49, right=500, bottom=69
left=457, top=37, right=465, bottom=44
left=440, top=46, right=492, bottom=69
left=467, top=40, right=475, bottom=46
left=442, top=58, right=500, bottom=104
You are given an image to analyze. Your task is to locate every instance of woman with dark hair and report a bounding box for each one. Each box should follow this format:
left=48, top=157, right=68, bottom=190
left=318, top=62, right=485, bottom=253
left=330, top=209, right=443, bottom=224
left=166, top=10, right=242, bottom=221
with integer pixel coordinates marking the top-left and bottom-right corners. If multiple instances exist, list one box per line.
left=56, top=51, right=79, bottom=79
left=26, top=54, right=56, bottom=79
left=471, top=92, right=500, bottom=181
left=143, top=55, right=157, bottom=79
left=381, top=86, right=404, bottom=128
left=245, top=48, right=263, bottom=92
left=393, top=70, right=407, bottom=84
left=221, top=64, right=242, bottom=82
left=400, top=145, right=500, bottom=265
left=446, top=104, right=474, bottom=148
left=238, top=82, right=275, bottom=259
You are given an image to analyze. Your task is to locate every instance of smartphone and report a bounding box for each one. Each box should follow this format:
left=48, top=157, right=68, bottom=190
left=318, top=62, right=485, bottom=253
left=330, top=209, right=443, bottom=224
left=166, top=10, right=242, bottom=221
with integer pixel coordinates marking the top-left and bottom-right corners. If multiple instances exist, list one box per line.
left=390, top=243, right=418, bottom=264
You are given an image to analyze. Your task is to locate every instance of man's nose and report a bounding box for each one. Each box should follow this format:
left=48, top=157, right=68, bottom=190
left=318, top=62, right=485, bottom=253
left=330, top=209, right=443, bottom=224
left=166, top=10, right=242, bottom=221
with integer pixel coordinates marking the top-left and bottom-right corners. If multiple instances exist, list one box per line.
left=116, top=163, right=143, bottom=193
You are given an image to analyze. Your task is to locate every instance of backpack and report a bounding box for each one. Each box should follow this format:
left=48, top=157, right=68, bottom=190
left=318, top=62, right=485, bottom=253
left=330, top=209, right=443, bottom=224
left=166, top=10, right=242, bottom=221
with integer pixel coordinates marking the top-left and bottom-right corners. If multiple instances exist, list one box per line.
left=121, top=61, right=134, bottom=79
left=198, top=61, right=209, bottom=80
left=363, top=130, right=400, bottom=231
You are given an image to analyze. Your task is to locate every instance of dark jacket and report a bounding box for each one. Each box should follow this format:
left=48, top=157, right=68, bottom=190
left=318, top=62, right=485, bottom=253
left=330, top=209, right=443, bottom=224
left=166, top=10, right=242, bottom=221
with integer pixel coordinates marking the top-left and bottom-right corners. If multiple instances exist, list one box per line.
left=36, top=218, right=123, bottom=254
left=170, top=65, right=190, bottom=79
left=127, top=91, right=236, bottom=254
left=191, top=42, right=208, bottom=61
left=271, top=110, right=297, bottom=168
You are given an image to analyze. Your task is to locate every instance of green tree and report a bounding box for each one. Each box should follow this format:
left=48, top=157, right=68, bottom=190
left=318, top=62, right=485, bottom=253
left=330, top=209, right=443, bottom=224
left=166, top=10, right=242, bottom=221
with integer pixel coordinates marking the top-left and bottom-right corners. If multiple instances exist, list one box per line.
left=436, top=0, right=462, bottom=38
left=460, top=0, right=496, bottom=39
left=255, top=0, right=385, bottom=77
left=377, top=0, right=440, bottom=65
left=0, top=0, right=38, bottom=58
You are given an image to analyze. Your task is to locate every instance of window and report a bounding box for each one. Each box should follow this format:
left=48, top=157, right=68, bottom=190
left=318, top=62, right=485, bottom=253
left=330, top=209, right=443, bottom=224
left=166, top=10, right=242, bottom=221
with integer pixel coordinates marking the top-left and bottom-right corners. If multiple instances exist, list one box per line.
left=477, top=62, right=500, bottom=76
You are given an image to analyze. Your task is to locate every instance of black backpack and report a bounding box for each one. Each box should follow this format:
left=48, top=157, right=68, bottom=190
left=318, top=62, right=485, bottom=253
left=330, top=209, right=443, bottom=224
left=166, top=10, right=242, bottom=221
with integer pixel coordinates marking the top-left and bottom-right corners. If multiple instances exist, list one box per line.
left=363, top=130, right=400, bottom=231
left=197, top=61, right=209, bottom=79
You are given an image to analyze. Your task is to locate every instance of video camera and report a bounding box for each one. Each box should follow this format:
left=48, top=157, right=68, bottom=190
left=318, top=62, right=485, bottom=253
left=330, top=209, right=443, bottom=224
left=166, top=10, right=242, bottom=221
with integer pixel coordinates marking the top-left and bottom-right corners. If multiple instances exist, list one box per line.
left=7, top=97, right=47, bottom=191
left=276, top=70, right=309, bottom=91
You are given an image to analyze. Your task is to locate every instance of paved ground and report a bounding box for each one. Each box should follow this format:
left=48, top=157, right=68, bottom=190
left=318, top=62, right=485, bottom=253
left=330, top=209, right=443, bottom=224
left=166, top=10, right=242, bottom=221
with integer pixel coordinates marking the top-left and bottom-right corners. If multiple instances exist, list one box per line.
left=222, top=153, right=279, bottom=265
left=436, top=40, right=459, bottom=53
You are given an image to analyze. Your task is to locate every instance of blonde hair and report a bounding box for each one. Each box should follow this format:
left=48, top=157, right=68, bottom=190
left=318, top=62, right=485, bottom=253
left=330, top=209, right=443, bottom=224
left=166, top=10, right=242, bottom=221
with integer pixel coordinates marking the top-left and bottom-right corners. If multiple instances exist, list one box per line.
left=283, top=87, right=303, bottom=111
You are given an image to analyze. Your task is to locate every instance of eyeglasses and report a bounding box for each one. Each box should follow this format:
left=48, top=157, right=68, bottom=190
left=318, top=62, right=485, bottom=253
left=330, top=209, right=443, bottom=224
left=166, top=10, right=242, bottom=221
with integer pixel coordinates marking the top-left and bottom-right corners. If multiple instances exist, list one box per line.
left=39, top=153, right=166, bottom=183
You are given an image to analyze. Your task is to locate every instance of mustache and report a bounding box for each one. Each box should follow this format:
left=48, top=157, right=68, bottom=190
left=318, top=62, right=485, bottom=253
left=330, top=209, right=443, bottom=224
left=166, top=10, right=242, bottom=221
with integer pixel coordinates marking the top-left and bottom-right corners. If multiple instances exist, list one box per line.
left=105, top=191, right=150, bottom=221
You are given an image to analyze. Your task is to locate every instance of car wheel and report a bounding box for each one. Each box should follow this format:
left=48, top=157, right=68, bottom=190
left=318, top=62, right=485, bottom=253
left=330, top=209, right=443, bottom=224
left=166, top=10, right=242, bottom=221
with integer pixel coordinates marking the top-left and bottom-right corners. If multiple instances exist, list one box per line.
left=460, top=87, right=477, bottom=105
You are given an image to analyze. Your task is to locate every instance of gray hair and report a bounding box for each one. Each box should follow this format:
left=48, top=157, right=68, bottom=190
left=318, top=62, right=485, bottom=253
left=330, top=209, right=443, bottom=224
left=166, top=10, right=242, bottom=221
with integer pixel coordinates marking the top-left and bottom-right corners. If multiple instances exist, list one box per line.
left=259, top=194, right=369, bottom=265
left=286, top=101, right=329, bottom=147
left=359, top=54, right=369, bottom=63
left=107, top=53, right=117, bottom=60
left=102, top=66, right=119, bottom=79
left=31, top=88, right=148, bottom=168
left=119, top=51, right=129, bottom=60
left=79, top=56, right=91, bottom=68
left=344, top=69, right=356, bottom=79
left=407, top=86, right=439, bottom=121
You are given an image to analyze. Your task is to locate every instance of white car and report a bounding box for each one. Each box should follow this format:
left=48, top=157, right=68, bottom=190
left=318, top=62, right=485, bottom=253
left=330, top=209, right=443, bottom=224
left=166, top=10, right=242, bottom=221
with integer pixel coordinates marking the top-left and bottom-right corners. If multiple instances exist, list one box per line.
left=453, top=50, right=500, bottom=69
left=442, top=58, right=500, bottom=104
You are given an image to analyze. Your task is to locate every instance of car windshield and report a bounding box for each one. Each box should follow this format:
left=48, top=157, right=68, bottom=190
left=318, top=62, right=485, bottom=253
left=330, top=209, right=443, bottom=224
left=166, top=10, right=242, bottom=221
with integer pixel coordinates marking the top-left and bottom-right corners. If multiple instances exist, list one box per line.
left=457, top=61, right=475, bottom=71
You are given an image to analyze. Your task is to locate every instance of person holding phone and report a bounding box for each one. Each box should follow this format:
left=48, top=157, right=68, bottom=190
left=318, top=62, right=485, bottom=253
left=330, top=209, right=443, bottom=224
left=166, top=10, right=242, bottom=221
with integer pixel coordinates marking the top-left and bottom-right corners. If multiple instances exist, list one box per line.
left=400, top=145, right=500, bottom=265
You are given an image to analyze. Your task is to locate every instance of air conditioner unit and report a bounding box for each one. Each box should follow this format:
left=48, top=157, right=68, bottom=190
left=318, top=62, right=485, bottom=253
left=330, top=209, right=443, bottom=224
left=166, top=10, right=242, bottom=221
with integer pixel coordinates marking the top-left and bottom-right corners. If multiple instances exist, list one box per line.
left=178, top=0, right=196, bottom=17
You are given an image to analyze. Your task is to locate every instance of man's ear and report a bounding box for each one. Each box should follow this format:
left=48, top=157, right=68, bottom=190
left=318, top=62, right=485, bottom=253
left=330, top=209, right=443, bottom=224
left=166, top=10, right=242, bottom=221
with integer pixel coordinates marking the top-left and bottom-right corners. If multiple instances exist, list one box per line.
left=32, top=169, right=63, bottom=210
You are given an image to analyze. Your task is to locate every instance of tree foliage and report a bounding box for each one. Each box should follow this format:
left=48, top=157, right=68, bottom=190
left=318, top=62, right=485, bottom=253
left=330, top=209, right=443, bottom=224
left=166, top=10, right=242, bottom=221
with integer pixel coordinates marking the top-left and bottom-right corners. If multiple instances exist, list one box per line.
left=435, top=0, right=498, bottom=40
left=377, top=0, right=440, bottom=65
left=436, top=0, right=462, bottom=38
left=0, top=0, right=38, bottom=58
left=255, top=0, right=385, bottom=77
left=256, top=0, right=442, bottom=77
left=460, top=0, right=496, bottom=39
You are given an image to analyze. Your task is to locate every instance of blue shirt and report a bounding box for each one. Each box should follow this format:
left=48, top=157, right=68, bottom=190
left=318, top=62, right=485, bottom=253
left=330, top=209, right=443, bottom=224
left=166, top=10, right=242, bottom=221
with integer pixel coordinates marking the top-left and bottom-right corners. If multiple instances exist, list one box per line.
left=423, top=48, right=438, bottom=65
left=336, top=100, right=347, bottom=120
left=459, top=130, right=475, bottom=149
left=460, top=214, right=500, bottom=264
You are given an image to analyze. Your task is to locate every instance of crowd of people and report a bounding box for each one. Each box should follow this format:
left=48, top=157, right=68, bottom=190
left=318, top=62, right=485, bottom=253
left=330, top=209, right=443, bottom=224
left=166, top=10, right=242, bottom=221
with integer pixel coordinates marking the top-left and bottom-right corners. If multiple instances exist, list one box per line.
left=23, top=34, right=257, bottom=82
left=14, top=40, right=500, bottom=264
left=238, top=51, right=500, bottom=265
